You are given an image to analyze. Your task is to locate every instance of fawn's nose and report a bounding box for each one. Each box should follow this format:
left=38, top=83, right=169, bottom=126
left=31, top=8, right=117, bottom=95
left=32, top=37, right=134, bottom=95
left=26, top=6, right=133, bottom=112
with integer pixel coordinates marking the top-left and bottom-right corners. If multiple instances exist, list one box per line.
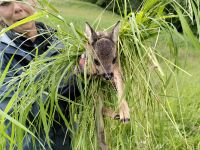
left=103, top=72, right=113, bottom=80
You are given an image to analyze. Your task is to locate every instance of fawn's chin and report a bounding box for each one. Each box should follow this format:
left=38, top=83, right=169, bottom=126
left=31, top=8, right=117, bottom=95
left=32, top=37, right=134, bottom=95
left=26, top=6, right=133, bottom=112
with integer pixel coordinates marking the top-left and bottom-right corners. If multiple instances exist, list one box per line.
left=94, top=73, right=113, bottom=80
left=103, top=76, right=113, bottom=80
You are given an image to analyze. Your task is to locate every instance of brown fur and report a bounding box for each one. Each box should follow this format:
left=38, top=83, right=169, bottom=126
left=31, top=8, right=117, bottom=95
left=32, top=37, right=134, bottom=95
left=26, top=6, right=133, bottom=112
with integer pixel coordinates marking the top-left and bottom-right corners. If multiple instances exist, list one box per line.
left=84, top=21, right=130, bottom=150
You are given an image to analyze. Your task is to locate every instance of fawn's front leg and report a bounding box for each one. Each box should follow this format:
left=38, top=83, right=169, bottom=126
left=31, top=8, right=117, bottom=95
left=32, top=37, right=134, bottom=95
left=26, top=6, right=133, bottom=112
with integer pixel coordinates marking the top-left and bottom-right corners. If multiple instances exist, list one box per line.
left=113, top=65, right=130, bottom=123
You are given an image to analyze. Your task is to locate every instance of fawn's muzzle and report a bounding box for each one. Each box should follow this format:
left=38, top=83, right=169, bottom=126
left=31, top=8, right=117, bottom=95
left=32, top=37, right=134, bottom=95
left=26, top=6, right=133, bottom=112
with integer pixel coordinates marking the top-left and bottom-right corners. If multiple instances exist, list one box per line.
left=103, top=72, right=113, bottom=80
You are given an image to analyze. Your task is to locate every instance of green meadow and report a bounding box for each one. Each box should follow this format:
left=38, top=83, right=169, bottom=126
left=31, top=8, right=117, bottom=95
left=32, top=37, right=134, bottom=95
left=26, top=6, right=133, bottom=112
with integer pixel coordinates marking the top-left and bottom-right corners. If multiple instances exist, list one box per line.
left=0, top=0, right=200, bottom=149
left=44, top=0, right=120, bottom=31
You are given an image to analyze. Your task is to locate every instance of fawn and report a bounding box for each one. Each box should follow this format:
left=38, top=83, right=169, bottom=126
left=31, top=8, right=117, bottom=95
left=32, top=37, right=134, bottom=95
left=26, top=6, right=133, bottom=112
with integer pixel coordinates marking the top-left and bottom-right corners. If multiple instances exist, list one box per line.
left=80, top=21, right=130, bottom=150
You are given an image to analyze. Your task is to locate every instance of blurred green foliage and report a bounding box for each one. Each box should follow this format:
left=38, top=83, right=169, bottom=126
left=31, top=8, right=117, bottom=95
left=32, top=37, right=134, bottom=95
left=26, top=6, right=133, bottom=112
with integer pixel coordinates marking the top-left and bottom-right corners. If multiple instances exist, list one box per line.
left=79, top=0, right=142, bottom=15
left=78, top=0, right=199, bottom=37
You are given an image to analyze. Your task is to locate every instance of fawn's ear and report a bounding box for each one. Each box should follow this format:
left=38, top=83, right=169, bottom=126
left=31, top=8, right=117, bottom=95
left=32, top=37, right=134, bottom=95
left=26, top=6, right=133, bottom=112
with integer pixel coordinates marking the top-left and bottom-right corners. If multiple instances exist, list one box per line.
left=110, top=21, right=120, bottom=43
left=85, top=22, right=98, bottom=44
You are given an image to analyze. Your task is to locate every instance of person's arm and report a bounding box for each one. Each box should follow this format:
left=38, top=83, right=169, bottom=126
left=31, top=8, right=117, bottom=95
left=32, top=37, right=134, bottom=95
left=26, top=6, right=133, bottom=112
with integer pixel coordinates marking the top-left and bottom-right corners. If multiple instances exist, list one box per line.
left=0, top=47, right=15, bottom=111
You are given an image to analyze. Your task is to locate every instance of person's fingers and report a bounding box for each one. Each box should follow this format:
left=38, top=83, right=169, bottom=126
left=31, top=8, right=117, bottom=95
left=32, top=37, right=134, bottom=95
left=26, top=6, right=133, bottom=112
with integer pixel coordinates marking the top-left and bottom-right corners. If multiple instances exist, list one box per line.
left=79, top=54, right=87, bottom=70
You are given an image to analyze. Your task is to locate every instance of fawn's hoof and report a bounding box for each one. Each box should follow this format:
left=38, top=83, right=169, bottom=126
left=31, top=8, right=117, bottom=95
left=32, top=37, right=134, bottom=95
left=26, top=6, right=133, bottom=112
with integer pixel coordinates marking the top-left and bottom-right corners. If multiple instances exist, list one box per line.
left=120, top=118, right=130, bottom=123
left=114, top=114, right=130, bottom=123
left=119, top=102, right=130, bottom=123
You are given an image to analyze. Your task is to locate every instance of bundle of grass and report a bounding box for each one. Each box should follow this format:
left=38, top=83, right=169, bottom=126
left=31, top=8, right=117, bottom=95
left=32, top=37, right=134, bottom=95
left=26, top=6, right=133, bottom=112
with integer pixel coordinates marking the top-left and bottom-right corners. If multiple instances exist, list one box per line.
left=0, top=0, right=200, bottom=149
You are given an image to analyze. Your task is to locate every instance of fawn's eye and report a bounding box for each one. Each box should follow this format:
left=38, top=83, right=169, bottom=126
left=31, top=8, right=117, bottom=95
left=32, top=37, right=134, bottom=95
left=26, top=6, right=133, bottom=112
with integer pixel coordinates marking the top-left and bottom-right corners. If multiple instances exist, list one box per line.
left=94, top=59, right=100, bottom=66
left=112, top=57, right=117, bottom=64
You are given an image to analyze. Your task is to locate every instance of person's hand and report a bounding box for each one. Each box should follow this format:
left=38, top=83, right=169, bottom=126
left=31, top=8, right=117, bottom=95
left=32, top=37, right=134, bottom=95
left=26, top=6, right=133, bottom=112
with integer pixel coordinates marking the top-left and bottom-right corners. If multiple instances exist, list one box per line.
left=78, top=53, right=87, bottom=72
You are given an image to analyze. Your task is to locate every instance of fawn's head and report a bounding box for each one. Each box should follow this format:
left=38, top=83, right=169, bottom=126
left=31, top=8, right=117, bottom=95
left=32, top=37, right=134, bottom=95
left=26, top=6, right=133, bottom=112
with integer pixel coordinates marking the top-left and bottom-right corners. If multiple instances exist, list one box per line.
left=85, top=21, right=120, bottom=80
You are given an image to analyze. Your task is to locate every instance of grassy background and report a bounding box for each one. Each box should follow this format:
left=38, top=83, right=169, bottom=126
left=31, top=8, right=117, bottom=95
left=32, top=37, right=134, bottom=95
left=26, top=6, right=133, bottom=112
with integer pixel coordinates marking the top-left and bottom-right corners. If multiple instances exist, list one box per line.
left=43, top=0, right=120, bottom=32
